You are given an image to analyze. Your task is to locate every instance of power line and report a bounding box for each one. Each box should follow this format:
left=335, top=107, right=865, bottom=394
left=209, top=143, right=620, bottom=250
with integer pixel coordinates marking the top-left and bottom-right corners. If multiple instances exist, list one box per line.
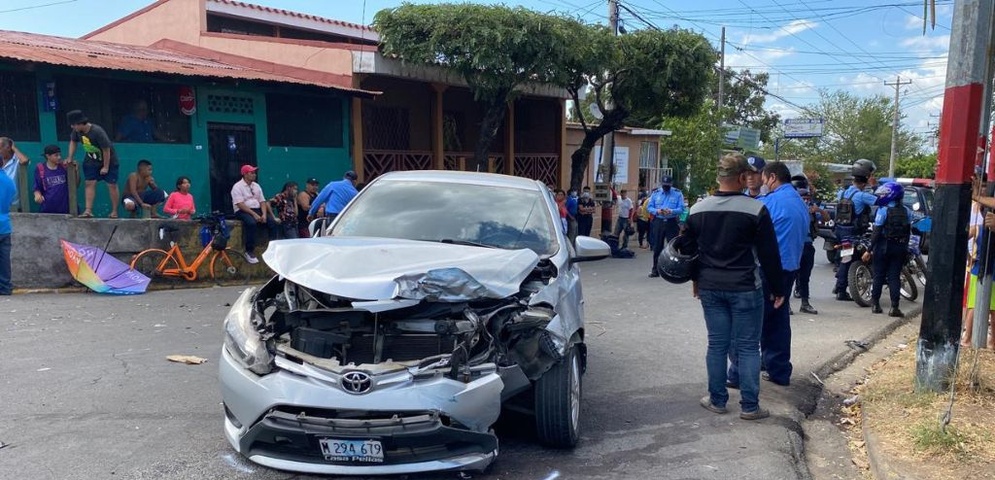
left=0, top=0, right=76, bottom=14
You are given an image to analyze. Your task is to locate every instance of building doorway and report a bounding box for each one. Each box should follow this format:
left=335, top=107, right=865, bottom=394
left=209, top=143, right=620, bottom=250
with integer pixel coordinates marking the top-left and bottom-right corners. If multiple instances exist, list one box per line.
left=208, top=123, right=256, bottom=214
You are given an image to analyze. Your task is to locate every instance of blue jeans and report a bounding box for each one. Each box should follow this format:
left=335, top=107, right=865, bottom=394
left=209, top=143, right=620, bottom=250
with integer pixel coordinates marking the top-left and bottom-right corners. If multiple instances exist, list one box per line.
left=0, top=233, right=11, bottom=294
left=699, top=287, right=765, bottom=412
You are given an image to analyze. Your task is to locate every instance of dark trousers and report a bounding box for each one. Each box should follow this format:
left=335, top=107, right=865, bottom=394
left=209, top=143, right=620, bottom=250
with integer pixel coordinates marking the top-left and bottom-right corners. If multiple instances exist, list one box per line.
left=834, top=226, right=856, bottom=291
left=650, top=217, right=679, bottom=270
left=637, top=219, right=650, bottom=246
left=577, top=215, right=593, bottom=237
left=872, top=245, right=906, bottom=308
left=797, top=242, right=815, bottom=300
left=0, top=233, right=11, bottom=295
left=761, top=270, right=796, bottom=384
left=729, top=270, right=797, bottom=386
left=235, top=208, right=280, bottom=255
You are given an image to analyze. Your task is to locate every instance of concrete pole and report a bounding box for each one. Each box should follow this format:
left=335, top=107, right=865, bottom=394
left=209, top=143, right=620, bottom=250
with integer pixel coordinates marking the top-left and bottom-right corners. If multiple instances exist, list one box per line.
left=885, top=76, right=913, bottom=178
left=600, top=0, right=620, bottom=234
left=916, top=0, right=993, bottom=393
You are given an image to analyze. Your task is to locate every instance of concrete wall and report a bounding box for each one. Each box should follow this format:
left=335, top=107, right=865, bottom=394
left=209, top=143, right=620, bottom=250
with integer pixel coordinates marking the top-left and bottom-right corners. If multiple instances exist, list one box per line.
left=11, top=214, right=273, bottom=290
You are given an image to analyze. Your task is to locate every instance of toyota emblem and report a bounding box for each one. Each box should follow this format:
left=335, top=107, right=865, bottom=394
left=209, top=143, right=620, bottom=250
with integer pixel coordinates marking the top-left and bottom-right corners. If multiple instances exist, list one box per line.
left=341, top=371, right=373, bottom=394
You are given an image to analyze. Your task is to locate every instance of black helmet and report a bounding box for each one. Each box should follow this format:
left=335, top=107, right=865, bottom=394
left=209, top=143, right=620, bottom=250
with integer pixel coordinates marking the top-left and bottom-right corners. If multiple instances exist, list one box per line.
left=656, top=237, right=697, bottom=284
left=790, top=174, right=809, bottom=190
left=852, top=159, right=877, bottom=178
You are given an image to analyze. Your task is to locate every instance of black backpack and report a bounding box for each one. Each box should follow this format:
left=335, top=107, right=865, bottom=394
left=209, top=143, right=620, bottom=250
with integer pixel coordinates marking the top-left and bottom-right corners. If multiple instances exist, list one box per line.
left=884, top=206, right=911, bottom=243
left=835, top=191, right=855, bottom=227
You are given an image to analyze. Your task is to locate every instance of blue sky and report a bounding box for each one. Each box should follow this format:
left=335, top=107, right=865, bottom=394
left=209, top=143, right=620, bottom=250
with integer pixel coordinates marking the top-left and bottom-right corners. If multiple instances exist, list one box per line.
left=3, top=0, right=952, bottom=148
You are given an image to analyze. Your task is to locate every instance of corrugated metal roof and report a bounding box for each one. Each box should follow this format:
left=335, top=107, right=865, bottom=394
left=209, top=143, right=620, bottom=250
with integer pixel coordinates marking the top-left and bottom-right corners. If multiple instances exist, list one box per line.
left=209, top=0, right=374, bottom=32
left=0, top=30, right=371, bottom=95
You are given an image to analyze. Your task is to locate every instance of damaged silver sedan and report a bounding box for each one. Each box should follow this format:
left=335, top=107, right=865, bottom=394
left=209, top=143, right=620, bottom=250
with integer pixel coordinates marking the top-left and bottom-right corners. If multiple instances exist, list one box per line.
left=219, top=171, right=610, bottom=475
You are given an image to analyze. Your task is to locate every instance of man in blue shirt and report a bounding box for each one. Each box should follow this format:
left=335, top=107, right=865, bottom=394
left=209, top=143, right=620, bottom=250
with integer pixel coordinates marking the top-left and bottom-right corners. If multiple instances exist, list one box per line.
left=0, top=169, right=15, bottom=295
left=647, top=175, right=684, bottom=278
left=566, top=190, right=579, bottom=242
left=729, top=161, right=809, bottom=387
left=309, top=170, right=359, bottom=221
left=833, top=160, right=878, bottom=301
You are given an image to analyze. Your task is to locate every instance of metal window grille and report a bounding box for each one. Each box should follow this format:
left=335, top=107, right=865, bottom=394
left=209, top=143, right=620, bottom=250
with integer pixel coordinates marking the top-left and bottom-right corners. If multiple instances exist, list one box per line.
left=207, top=95, right=254, bottom=115
left=0, top=72, right=40, bottom=141
left=364, top=105, right=410, bottom=150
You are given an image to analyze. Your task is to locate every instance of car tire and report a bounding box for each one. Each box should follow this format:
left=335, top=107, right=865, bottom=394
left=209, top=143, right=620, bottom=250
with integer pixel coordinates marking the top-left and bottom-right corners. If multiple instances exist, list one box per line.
left=534, top=346, right=581, bottom=448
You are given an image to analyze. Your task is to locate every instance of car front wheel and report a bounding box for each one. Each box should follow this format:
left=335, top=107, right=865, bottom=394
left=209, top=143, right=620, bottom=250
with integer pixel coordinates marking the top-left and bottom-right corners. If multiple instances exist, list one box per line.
left=534, top=346, right=581, bottom=448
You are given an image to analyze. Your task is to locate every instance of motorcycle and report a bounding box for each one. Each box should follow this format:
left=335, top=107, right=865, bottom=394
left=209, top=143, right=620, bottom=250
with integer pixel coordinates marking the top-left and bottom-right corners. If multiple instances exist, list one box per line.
left=905, top=233, right=928, bottom=287
left=845, top=232, right=918, bottom=307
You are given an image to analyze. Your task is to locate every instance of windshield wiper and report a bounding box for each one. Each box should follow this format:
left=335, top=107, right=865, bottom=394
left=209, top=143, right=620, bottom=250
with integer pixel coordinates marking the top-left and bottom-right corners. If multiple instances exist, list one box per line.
left=438, top=238, right=496, bottom=249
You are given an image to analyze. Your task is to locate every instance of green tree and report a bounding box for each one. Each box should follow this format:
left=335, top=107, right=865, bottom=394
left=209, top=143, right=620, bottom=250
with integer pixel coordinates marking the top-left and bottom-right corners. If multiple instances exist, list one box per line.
left=661, top=104, right=724, bottom=200
left=719, top=69, right=781, bottom=144
left=896, top=152, right=937, bottom=178
left=565, top=27, right=717, bottom=192
left=374, top=4, right=584, bottom=169
left=806, top=90, right=922, bottom=165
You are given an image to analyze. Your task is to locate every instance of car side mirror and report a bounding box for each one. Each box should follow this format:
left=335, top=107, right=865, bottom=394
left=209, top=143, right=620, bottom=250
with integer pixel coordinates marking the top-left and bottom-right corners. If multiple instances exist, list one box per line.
left=571, top=235, right=611, bottom=263
left=308, top=218, right=330, bottom=237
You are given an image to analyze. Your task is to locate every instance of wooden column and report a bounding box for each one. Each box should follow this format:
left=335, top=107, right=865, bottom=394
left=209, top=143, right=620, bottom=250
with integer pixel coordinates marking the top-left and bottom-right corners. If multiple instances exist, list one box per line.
left=431, top=83, right=448, bottom=170
left=558, top=98, right=569, bottom=189
left=504, top=100, right=515, bottom=175
left=351, top=74, right=366, bottom=181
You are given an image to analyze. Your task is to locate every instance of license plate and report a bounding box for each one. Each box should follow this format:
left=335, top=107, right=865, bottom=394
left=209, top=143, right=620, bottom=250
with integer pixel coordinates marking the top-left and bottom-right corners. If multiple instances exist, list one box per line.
left=841, top=248, right=854, bottom=257
left=319, top=439, right=384, bottom=463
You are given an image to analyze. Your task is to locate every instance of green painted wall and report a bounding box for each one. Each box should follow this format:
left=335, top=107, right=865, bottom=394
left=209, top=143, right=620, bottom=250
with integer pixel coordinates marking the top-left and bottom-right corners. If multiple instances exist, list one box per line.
left=6, top=64, right=352, bottom=217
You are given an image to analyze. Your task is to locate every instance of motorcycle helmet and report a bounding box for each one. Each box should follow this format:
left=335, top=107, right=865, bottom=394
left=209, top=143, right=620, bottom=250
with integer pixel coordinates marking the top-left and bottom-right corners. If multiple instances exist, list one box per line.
left=657, top=236, right=698, bottom=284
left=873, top=181, right=904, bottom=206
left=790, top=175, right=809, bottom=190
left=852, top=158, right=877, bottom=178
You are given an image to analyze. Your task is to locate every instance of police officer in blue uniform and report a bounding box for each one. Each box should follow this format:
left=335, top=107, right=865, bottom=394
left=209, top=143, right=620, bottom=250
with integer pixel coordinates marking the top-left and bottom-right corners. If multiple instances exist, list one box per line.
left=791, top=175, right=823, bottom=315
left=865, top=181, right=911, bottom=317
left=647, top=176, right=684, bottom=278
left=833, top=159, right=878, bottom=301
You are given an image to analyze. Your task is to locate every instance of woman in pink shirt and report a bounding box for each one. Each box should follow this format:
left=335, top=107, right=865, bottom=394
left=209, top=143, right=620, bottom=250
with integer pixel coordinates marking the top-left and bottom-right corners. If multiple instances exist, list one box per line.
left=163, top=176, right=196, bottom=220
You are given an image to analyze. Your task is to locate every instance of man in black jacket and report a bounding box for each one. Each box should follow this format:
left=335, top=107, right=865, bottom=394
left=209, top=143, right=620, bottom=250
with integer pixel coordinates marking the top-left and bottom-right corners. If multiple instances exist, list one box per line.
left=684, top=153, right=786, bottom=421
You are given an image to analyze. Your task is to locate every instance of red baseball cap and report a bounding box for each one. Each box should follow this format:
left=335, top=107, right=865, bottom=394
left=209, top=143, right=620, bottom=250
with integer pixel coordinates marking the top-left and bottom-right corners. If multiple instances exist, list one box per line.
left=240, top=165, right=258, bottom=176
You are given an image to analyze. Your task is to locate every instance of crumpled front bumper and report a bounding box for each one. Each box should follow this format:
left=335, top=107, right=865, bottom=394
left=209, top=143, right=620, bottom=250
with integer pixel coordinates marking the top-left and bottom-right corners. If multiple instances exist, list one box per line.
left=219, top=347, right=503, bottom=474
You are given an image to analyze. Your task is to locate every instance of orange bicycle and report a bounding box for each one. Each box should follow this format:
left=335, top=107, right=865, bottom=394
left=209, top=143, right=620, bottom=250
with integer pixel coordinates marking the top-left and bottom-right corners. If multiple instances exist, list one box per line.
left=130, top=212, right=250, bottom=284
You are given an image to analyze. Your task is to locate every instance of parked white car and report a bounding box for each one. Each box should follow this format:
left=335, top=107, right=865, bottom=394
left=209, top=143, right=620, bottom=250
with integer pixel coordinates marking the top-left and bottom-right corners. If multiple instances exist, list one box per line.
left=219, top=170, right=609, bottom=475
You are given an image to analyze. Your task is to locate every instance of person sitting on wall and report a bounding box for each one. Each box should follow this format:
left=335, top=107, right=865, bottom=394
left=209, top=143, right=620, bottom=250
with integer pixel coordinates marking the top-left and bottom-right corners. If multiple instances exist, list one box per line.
left=116, top=100, right=170, bottom=143
left=163, top=176, right=195, bottom=220
left=122, top=159, right=167, bottom=218
left=33, top=145, right=78, bottom=214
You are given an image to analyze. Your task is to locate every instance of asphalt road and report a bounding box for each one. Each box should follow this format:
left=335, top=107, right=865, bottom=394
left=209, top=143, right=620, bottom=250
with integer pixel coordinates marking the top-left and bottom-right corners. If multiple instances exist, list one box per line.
left=0, top=239, right=903, bottom=480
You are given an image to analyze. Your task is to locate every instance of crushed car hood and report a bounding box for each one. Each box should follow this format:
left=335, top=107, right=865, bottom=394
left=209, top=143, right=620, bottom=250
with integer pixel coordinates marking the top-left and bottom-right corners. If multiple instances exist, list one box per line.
left=262, top=237, right=540, bottom=301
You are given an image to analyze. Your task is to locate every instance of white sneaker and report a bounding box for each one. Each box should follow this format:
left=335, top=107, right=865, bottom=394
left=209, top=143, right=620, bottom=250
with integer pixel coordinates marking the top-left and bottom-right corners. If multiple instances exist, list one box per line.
left=245, top=252, right=259, bottom=264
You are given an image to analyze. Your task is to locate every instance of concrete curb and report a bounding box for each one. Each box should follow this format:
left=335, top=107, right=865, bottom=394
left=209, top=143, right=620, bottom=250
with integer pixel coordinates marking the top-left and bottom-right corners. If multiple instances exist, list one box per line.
left=799, top=305, right=922, bottom=479
left=863, top=408, right=915, bottom=480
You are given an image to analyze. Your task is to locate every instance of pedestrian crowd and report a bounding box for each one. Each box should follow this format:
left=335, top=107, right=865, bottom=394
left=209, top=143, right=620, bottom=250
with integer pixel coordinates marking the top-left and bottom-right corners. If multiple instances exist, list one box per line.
left=0, top=109, right=363, bottom=289
left=652, top=153, right=922, bottom=420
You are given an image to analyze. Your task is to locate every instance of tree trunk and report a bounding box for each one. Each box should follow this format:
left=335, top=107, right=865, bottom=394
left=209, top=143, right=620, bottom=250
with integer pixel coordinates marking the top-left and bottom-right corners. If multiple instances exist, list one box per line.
left=471, top=97, right=509, bottom=172
left=568, top=109, right=627, bottom=192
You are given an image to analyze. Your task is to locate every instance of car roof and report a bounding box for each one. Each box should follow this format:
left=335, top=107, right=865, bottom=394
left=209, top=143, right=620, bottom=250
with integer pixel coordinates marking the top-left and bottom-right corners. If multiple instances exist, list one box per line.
left=372, top=170, right=548, bottom=192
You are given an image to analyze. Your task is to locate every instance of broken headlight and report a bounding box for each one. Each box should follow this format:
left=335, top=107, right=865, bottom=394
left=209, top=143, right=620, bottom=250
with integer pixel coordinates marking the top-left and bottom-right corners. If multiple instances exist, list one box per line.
left=223, top=288, right=273, bottom=375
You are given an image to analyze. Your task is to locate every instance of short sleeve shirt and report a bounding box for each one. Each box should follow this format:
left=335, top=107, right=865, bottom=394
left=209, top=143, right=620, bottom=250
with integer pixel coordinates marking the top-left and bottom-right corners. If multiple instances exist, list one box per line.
left=71, top=124, right=119, bottom=166
left=231, top=180, right=265, bottom=211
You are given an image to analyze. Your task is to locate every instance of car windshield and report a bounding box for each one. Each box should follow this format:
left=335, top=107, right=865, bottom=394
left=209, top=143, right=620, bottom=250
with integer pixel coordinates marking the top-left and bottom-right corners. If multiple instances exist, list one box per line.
left=329, top=180, right=558, bottom=256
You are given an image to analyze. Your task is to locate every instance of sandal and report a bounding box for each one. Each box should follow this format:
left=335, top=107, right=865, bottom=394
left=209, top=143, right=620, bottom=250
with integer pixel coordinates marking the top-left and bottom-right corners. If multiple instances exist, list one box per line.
left=108, top=212, right=119, bottom=219
left=79, top=210, right=93, bottom=218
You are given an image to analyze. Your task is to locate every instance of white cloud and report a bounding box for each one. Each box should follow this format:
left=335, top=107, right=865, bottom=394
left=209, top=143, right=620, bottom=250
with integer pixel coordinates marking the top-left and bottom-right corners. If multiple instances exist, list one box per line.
left=900, top=34, right=950, bottom=53
left=722, top=47, right=794, bottom=71
left=904, top=14, right=925, bottom=30
left=742, top=20, right=817, bottom=45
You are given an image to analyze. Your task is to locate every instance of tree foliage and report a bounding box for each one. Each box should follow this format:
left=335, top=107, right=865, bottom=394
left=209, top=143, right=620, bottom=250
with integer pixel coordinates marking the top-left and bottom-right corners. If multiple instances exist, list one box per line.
left=774, top=90, right=923, bottom=166
left=719, top=69, right=781, bottom=144
left=661, top=104, right=723, bottom=200
left=374, top=4, right=585, bottom=169
left=896, top=152, right=937, bottom=178
left=565, top=28, right=717, bottom=191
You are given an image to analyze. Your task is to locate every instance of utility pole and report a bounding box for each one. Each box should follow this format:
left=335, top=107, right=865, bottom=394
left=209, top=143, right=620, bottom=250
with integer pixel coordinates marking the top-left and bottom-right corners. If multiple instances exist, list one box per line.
left=717, top=26, right=726, bottom=163
left=599, top=0, right=620, bottom=234
left=916, top=0, right=993, bottom=393
left=885, top=75, right=912, bottom=178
